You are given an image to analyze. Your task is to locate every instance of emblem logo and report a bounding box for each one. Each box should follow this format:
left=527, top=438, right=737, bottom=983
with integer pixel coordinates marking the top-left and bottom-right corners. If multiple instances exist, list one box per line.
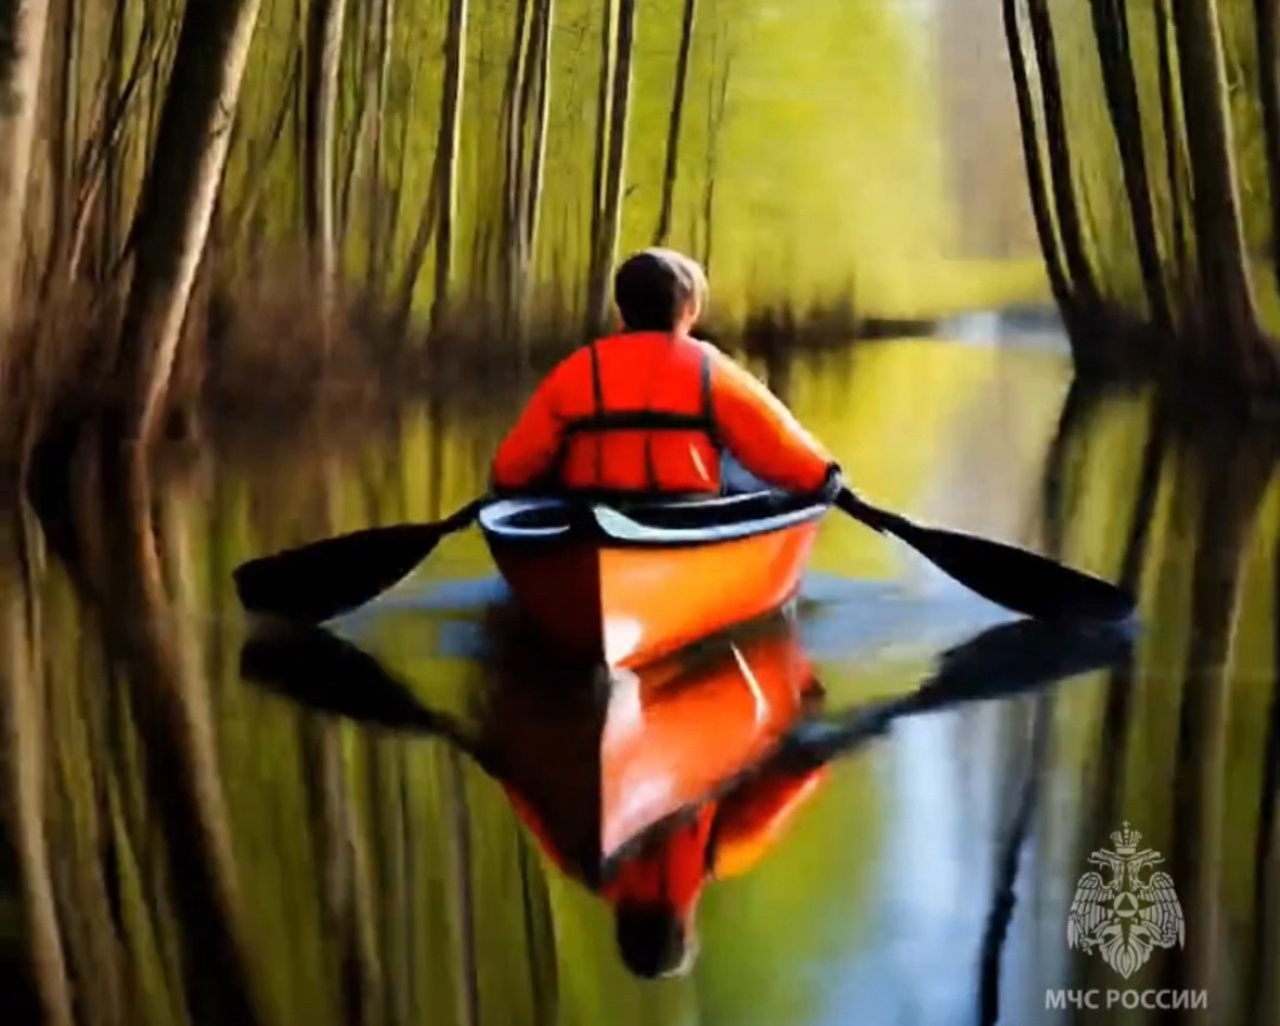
left=1067, top=822, right=1185, bottom=978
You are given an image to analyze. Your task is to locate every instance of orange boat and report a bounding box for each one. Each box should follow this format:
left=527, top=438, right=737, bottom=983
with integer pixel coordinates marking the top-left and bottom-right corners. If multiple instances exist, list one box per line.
left=477, top=490, right=830, bottom=669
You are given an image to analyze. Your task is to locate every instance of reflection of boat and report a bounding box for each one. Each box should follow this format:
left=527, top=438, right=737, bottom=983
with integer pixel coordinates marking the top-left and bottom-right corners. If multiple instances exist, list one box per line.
left=477, top=489, right=828, bottom=668
left=239, top=607, right=1132, bottom=979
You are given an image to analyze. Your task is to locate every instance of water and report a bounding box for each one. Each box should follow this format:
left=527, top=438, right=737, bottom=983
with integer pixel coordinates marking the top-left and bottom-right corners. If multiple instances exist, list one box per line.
left=1, top=335, right=1277, bottom=1026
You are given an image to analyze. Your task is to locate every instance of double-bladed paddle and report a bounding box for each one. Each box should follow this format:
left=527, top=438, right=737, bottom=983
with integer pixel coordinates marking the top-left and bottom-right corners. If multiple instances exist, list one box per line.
left=835, top=488, right=1136, bottom=623
left=232, top=485, right=1136, bottom=627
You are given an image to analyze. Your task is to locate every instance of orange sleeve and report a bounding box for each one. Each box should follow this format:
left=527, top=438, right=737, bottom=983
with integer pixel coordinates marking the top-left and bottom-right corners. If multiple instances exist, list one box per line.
left=709, top=764, right=829, bottom=878
left=490, top=354, right=577, bottom=490
left=699, top=342, right=837, bottom=493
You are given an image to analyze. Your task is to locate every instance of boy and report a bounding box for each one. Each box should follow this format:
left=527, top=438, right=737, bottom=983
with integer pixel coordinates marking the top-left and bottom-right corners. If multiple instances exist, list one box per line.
left=491, top=248, right=842, bottom=498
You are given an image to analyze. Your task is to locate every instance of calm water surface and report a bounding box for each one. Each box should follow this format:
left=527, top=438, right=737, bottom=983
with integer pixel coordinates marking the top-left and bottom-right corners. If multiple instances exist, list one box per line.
left=1, top=336, right=1277, bottom=1026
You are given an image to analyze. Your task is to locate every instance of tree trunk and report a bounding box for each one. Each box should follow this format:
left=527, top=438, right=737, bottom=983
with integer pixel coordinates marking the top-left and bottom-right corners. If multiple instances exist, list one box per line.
left=41, top=0, right=79, bottom=297
left=1001, top=0, right=1075, bottom=329
left=111, top=0, right=264, bottom=449
left=1025, top=0, right=1102, bottom=312
left=1089, top=0, right=1174, bottom=336
left=304, top=0, right=348, bottom=329
left=654, top=0, right=697, bottom=247
left=430, top=0, right=468, bottom=335
left=519, top=0, right=554, bottom=342
left=585, top=0, right=618, bottom=335
left=1255, top=0, right=1280, bottom=302
left=501, top=0, right=533, bottom=336
left=0, top=0, right=51, bottom=340
left=1157, top=0, right=1190, bottom=311
left=700, top=32, right=731, bottom=277
left=363, top=0, right=394, bottom=290
left=1172, top=0, right=1272, bottom=380
left=586, top=0, right=636, bottom=337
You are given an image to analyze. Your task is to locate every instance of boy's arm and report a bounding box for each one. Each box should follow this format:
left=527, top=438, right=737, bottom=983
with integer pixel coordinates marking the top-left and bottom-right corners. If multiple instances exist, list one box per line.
left=490, top=359, right=573, bottom=490
left=700, top=343, right=841, bottom=494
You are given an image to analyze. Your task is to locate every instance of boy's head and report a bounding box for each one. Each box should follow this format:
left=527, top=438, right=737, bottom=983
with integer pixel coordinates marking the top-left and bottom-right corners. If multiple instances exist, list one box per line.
left=613, top=248, right=708, bottom=333
left=614, top=902, right=698, bottom=979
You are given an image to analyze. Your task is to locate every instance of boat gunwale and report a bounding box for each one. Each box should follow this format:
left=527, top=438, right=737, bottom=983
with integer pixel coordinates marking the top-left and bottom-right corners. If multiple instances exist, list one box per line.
left=478, top=491, right=830, bottom=550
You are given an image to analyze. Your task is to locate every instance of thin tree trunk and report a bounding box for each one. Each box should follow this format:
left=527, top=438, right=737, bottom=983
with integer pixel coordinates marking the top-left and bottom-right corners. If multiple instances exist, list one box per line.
left=430, top=0, right=469, bottom=336
left=42, top=0, right=80, bottom=296
left=0, top=0, right=51, bottom=339
left=1025, top=0, right=1103, bottom=312
left=585, top=0, right=617, bottom=334
left=1255, top=0, right=1280, bottom=302
left=1089, top=0, right=1174, bottom=336
left=338, top=0, right=380, bottom=247
left=1157, top=0, right=1190, bottom=314
left=519, top=0, right=554, bottom=344
left=1172, top=0, right=1271, bottom=379
left=304, top=0, right=348, bottom=330
left=501, top=0, right=533, bottom=334
left=1002, top=0, right=1075, bottom=330
left=701, top=36, right=731, bottom=277
left=654, top=0, right=697, bottom=247
left=110, top=0, right=264, bottom=448
left=366, top=0, right=394, bottom=290
left=586, top=0, right=636, bottom=337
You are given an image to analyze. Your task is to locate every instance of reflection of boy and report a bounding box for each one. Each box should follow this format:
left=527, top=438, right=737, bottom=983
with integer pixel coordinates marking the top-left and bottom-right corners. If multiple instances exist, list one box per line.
left=504, top=754, right=830, bottom=979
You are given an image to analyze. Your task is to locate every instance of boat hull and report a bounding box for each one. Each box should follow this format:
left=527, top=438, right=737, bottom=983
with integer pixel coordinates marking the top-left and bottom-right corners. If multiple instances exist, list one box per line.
left=480, top=492, right=827, bottom=668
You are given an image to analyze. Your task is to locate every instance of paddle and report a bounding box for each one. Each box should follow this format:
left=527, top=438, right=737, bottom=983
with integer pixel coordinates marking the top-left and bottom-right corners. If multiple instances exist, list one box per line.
left=232, top=481, right=1135, bottom=628
left=232, top=497, right=488, bottom=624
left=835, top=486, right=1135, bottom=624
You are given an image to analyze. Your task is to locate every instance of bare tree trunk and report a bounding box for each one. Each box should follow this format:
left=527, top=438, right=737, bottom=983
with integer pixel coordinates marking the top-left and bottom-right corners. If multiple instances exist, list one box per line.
left=654, top=0, right=697, bottom=247
left=1089, top=0, right=1174, bottom=336
left=41, top=0, right=79, bottom=297
left=304, top=0, right=348, bottom=331
left=0, top=0, right=51, bottom=339
left=519, top=0, right=554, bottom=345
left=364, top=0, right=394, bottom=291
left=1025, top=0, right=1102, bottom=312
left=1172, top=0, right=1273, bottom=381
left=110, top=0, right=264, bottom=449
left=500, top=0, right=533, bottom=335
left=700, top=31, right=731, bottom=277
left=1157, top=0, right=1190, bottom=313
left=1002, top=0, right=1074, bottom=329
left=586, top=0, right=636, bottom=337
left=430, top=0, right=469, bottom=336
left=1255, top=0, right=1280, bottom=301
left=585, top=0, right=617, bottom=335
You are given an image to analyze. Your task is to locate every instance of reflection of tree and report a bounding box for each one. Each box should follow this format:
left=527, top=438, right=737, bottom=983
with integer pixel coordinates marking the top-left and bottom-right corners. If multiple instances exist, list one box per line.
left=35, top=450, right=266, bottom=1024
left=1043, top=385, right=1280, bottom=1012
left=0, top=500, right=74, bottom=1026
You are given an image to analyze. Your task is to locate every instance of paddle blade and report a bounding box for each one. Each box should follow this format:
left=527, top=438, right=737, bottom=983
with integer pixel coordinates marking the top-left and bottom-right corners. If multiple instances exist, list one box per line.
left=837, top=489, right=1135, bottom=623
left=233, top=522, right=448, bottom=623
left=889, top=518, right=1136, bottom=623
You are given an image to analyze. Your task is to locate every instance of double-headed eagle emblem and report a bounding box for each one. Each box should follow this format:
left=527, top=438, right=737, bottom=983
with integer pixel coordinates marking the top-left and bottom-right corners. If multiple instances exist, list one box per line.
left=1067, top=822, right=1185, bottom=978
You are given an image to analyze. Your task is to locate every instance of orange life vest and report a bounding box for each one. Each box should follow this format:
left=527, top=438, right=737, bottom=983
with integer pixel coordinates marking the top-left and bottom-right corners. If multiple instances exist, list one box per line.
left=491, top=331, right=837, bottom=496
left=551, top=333, right=723, bottom=494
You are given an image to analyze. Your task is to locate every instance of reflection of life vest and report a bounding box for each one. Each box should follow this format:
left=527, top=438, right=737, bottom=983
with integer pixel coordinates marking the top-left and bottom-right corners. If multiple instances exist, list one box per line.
left=490, top=332, right=834, bottom=495
left=505, top=761, right=829, bottom=923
